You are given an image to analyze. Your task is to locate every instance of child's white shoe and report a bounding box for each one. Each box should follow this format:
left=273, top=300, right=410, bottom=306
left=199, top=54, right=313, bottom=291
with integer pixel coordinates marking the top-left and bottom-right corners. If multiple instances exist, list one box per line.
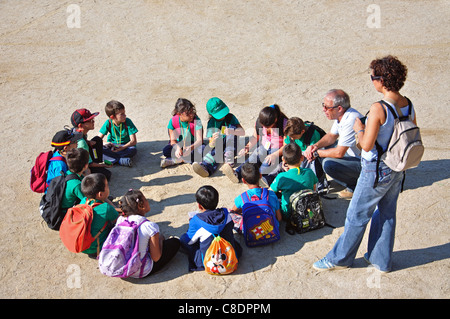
left=119, top=157, right=133, bottom=167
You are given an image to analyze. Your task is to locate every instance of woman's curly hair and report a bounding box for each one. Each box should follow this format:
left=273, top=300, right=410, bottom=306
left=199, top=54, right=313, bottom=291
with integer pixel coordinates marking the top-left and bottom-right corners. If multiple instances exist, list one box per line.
left=370, top=55, right=408, bottom=92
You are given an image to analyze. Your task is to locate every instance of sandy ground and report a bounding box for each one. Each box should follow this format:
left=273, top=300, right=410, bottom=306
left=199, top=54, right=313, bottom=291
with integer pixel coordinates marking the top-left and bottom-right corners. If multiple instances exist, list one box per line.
left=0, top=0, right=449, bottom=300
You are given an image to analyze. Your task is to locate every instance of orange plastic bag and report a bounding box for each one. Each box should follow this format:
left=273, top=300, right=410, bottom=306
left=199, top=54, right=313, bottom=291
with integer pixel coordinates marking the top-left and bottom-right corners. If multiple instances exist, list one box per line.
left=203, top=235, right=238, bottom=275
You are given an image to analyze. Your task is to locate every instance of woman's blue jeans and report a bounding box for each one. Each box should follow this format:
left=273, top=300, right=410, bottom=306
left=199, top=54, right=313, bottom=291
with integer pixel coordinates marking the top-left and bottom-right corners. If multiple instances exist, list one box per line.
left=326, top=158, right=404, bottom=272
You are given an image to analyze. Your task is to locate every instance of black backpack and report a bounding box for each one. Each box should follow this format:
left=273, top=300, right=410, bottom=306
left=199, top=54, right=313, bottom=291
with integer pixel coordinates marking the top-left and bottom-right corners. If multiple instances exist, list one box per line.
left=286, top=189, right=327, bottom=235
left=302, top=121, right=326, bottom=145
left=39, top=172, right=81, bottom=230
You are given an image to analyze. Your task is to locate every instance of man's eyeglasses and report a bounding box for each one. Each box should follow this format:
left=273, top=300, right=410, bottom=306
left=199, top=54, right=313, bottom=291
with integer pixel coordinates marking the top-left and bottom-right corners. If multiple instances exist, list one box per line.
left=322, top=103, right=339, bottom=110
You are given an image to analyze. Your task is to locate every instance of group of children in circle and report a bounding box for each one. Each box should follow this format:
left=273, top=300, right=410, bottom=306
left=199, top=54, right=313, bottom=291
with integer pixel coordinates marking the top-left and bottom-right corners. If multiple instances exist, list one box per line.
left=44, top=96, right=323, bottom=277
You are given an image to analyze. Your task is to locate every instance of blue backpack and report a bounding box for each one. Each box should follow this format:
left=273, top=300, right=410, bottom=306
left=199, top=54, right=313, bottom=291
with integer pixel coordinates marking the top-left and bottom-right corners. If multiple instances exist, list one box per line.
left=241, top=188, right=280, bottom=247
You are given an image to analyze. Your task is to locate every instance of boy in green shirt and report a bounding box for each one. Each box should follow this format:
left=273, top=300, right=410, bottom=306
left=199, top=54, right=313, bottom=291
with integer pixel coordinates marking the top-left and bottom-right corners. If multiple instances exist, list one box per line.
left=269, top=143, right=318, bottom=220
left=80, top=173, right=119, bottom=258
left=98, top=100, right=138, bottom=167
left=60, top=148, right=90, bottom=215
left=71, top=108, right=112, bottom=180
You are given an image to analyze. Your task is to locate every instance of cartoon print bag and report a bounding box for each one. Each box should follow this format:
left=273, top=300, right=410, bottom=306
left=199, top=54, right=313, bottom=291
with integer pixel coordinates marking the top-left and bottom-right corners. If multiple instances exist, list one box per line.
left=203, top=235, right=238, bottom=275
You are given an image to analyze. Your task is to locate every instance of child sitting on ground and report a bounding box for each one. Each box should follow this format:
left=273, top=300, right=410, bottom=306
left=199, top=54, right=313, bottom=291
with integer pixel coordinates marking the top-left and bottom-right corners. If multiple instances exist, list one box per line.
left=116, top=189, right=180, bottom=277
left=222, top=104, right=288, bottom=184
left=192, top=97, right=245, bottom=177
left=71, top=108, right=112, bottom=180
left=180, top=185, right=242, bottom=272
left=269, top=143, right=318, bottom=220
left=97, top=100, right=138, bottom=167
left=264, top=117, right=327, bottom=189
left=46, top=129, right=83, bottom=189
left=229, top=163, right=282, bottom=233
left=161, top=98, right=204, bottom=168
left=59, top=148, right=90, bottom=217
left=80, top=173, right=119, bottom=258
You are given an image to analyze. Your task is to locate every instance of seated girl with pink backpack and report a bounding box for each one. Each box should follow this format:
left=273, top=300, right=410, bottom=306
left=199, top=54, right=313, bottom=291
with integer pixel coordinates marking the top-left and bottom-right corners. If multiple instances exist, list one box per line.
left=160, top=98, right=204, bottom=168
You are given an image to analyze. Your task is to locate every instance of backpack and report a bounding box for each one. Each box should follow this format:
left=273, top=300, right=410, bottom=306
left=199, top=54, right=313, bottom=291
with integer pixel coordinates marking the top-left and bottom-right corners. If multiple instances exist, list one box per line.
left=170, top=115, right=202, bottom=141
left=302, top=121, right=326, bottom=145
left=241, top=188, right=280, bottom=247
left=203, top=235, right=238, bottom=275
left=30, top=151, right=65, bottom=193
left=374, top=98, right=424, bottom=188
left=98, top=218, right=151, bottom=278
left=39, top=172, right=81, bottom=230
left=59, top=200, right=108, bottom=256
left=286, top=189, right=326, bottom=235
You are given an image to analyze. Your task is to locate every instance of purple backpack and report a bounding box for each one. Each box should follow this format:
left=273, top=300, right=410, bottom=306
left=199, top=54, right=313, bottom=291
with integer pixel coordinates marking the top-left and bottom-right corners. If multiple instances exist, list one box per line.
left=98, top=218, right=151, bottom=278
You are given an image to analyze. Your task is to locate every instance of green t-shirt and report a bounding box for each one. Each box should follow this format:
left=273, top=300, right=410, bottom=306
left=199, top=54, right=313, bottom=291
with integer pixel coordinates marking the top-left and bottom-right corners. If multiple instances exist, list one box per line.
left=206, top=113, right=240, bottom=138
left=167, top=115, right=203, bottom=142
left=284, top=124, right=322, bottom=152
left=60, top=171, right=84, bottom=212
left=99, top=118, right=138, bottom=145
left=270, top=167, right=318, bottom=218
left=77, top=137, right=92, bottom=164
left=80, top=197, right=119, bottom=254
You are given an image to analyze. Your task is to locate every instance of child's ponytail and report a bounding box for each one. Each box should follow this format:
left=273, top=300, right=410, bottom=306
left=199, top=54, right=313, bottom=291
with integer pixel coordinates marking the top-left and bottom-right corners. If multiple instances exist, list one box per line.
left=258, top=104, right=287, bottom=127
left=119, top=189, right=146, bottom=217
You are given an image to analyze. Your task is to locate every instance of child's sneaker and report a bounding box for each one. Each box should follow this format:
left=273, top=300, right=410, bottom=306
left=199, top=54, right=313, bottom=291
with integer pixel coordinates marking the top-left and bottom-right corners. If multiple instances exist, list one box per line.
left=224, top=151, right=235, bottom=167
left=222, top=163, right=239, bottom=183
left=160, top=158, right=183, bottom=168
left=312, top=257, right=348, bottom=271
left=192, top=162, right=210, bottom=177
left=160, top=158, right=174, bottom=168
left=119, top=157, right=133, bottom=167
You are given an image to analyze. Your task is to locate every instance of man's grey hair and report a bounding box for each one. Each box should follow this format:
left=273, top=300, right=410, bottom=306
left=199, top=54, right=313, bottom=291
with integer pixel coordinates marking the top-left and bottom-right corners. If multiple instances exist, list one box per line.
left=325, top=89, right=351, bottom=110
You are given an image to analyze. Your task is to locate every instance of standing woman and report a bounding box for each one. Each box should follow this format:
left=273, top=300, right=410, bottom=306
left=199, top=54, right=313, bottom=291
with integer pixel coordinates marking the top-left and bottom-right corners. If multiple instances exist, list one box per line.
left=313, top=56, right=415, bottom=272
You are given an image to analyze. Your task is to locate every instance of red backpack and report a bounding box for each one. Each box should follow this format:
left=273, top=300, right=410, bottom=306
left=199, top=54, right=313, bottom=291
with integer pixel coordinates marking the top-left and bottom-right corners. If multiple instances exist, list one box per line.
left=30, top=151, right=65, bottom=193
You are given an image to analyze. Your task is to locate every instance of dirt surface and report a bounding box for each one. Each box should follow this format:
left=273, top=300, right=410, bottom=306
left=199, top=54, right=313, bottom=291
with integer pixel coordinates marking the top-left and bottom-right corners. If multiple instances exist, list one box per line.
left=0, top=0, right=449, bottom=299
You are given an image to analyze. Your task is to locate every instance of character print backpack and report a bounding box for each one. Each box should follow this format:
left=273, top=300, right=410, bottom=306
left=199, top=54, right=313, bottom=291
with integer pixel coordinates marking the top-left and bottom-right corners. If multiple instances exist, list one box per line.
left=286, top=189, right=326, bottom=235
left=98, top=218, right=151, bottom=278
left=59, top=200, right=107, bottom=255
left=241, top=188, right=280, bottom=247
left=30, top=151, right=64, bottom=193
left=203, top=235, right=238, bottom=275
left=39, top=171, right=81, bottom=230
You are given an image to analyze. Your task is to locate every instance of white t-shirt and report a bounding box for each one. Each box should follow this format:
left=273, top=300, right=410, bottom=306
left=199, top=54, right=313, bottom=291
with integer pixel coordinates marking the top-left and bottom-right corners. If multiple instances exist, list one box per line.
left=330, top=107, right=362, bottom=158
left=116, top=215, right=159, bottom=277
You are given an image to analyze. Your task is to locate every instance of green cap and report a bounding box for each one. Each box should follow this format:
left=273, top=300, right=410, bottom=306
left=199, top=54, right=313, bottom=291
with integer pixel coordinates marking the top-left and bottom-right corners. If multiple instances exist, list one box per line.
left=206, top=97, right=230, bottom=120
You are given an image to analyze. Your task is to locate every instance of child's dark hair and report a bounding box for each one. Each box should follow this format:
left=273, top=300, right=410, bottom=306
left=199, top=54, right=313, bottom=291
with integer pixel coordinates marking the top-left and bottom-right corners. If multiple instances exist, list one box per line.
left=105, top=100, right=125, bottom=118
left=241, top=162, right=260, bottom=185
left=258, top=104, right=287, bottom=127
left=81, top=173, right=107, bottom=199
left=119, top=189, right=147, bottom=216
left=67, top=148, right=89, bottom=173
left=172, top=98, right=196, bottom=116
left=284, top=117, right=306, bottom=137
left=195, top=185, right=219, bottom=210
left=282, top=143, right=302, bottom=165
